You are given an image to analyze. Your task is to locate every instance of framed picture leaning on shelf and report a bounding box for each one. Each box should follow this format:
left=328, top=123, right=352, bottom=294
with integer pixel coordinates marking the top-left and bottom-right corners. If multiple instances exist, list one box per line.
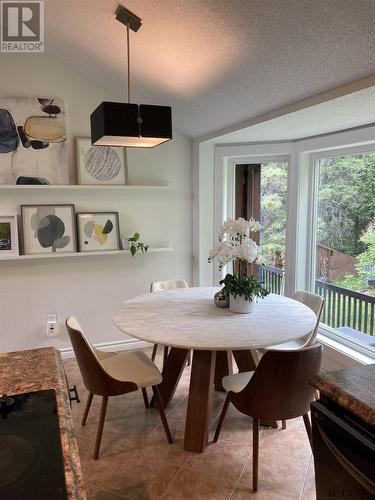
left=76, top=137, right=127, bottom=185
left=21, top=204, right=77, bottom=255
left=0, top=215, right=19, bottom=258
left=76, top=212, right=120, bottom=252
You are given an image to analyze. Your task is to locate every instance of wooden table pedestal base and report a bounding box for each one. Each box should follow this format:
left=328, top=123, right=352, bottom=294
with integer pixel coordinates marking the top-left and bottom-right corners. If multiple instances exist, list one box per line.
left=151, top=347, right=262, bottom=452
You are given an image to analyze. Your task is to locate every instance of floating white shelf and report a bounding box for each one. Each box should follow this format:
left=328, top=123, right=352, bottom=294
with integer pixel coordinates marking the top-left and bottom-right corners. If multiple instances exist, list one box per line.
left=0, top=247, right=174, bottom=262
left=0, top=184, right=171, bottom=191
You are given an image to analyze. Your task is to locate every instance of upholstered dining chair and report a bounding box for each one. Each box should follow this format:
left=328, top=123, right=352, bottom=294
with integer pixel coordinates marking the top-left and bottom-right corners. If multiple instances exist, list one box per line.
left=150, top=279, right=189, bottom=367
left=264, top=291, right=324, bottom=351
left=66, top=316, right=172, bottom=459
left=214, top=344, right=322, bottom=492
left=259, top=291, right=324, bottom=430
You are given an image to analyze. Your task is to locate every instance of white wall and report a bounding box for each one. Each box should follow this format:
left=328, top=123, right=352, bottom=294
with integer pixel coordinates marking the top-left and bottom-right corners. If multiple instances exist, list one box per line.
left=0, top=53, right=193, bottom=353
left=196, top=142, right=215, bottom=286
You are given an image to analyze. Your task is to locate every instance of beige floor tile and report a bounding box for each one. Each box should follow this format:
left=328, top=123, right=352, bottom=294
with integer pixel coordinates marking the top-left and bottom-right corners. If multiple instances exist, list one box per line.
left=108, top=450, right=181, bottom=500
left=231, top=418, right=312, bottom=500
left=300, top=457, right=316, bottom=500
left=80, top=449, right=134, bottom=498
left=161, top=467, right=235, bottom=500
left=183, top=441, right=250, bottom=482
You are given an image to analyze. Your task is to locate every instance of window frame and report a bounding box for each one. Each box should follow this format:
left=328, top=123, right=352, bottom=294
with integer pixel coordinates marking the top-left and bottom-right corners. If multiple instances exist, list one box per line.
left=308, top=145, right=375, bottom=359
left=215, top=152, right=290, bottom=285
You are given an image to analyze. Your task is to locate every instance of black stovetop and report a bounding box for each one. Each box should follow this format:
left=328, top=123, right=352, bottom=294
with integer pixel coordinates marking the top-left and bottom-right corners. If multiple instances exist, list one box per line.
left=0, top=389, right=68, bottom=500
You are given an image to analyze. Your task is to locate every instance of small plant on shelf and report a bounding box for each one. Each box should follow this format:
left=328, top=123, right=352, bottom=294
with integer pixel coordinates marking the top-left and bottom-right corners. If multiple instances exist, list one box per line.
left=126, top=232, right=149, bottom=257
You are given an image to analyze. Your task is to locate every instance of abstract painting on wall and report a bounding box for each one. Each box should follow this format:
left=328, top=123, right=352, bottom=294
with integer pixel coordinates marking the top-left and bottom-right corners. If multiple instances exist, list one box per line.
left=76, top=137, right=127, bottom=185
left=0, top=96, right=68, bottom=184
left=77, top=212, right=120, bottom=252
left=21, top=204, right=76, bottom=255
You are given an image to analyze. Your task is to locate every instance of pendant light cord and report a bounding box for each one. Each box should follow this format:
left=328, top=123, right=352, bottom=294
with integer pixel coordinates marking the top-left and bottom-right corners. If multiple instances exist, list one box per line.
left=126, top=22, right=130, bottom=103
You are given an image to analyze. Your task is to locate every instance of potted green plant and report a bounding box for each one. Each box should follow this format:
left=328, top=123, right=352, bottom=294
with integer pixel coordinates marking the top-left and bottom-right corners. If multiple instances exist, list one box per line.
left=209, top=217, right=269, bottom=313
left=122, top=232, right=149, bottom=257
left=220, top=273, right=269, bottom=313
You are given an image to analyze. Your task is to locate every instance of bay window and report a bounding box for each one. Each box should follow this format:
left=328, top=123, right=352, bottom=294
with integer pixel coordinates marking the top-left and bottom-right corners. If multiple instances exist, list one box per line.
left=312, top=151, right=375, bottom=353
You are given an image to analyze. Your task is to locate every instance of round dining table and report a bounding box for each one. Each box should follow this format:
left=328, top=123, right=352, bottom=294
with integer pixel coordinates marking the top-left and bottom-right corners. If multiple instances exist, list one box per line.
left=113, top=287, right=317, bottom=453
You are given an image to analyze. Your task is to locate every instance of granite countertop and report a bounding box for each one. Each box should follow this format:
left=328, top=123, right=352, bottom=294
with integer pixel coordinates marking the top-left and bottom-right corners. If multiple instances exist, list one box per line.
left=312, top=363, right=375, bottom=428
left=0, top=347, right=86, bottom=499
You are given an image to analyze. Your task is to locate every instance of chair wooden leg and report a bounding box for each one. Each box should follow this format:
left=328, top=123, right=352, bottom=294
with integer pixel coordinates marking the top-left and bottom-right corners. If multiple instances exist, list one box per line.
left=187, top=350, right=192, bottom=366
left=152, top=385, right=173, bottom=444
left=163, top=346, right=169, bottom=368
left=141, top=388, right=149, bottom=409
left=151, top=344, right=158, bottom=361
left=253, top=417, right=259, bottom=492
left=303, top=413, right=312, bottom=448
left=81, top=392, right=93, bottom=426
left=149, top=347, right=189, bottom=408
left=214, top=351, right=233, bottom=392
left=93, top=396, right=108, bottom=460
left=282, top=419, right=286, bottom=430
left=213, top=394, right=230, bottom=442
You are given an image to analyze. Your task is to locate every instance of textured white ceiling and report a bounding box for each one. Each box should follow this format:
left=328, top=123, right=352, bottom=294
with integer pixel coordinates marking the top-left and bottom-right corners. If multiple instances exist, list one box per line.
left=44, top=0, right=375, bottom=138
left=213, top=86, right=375, bottom=143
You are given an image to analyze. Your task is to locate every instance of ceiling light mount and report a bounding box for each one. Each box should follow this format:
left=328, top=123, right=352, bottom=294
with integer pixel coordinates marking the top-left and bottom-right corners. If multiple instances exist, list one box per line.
left=90, top=4, right=172, bottom=149
left=115, top=4, right=142, bottom=32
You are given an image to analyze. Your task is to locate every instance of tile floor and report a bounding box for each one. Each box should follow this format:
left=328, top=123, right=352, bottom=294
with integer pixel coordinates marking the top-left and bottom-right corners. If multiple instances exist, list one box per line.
left=64, top=349, right=316, bottom=500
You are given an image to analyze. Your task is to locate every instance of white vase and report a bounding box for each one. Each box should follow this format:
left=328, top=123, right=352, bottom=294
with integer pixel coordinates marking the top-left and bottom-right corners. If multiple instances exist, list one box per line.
left=229, top=293, right=255, bottom=314
left=121, top=238, right=130, bottom=250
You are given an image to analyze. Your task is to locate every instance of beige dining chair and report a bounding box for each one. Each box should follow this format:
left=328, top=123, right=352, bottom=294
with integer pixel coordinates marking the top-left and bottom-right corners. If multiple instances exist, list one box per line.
left=214, top=344, right=322, bottom=492
left=150, top=279, right=189, bottom=367
left=263, top=291, right=324, bottom=351
left=66, top=316, right=172, bottom=459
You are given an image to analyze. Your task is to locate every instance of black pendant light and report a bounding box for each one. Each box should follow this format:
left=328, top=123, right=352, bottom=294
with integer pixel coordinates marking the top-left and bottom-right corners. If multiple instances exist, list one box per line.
left=90, top=5, right=172, bottom=148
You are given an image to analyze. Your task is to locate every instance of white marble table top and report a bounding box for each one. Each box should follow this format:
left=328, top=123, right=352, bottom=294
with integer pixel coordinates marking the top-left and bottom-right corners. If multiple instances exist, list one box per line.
left=113, top=287, right=317, bottom=351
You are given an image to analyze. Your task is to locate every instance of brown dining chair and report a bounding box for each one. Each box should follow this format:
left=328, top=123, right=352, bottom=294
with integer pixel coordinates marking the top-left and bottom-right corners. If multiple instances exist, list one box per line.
left=150, top=279, right=190, bottom=367
left=66, top=316, right=172, bottom=459
left=259, top=291, right=323, bottom=430
left=214, top=344, right=322, bottom=492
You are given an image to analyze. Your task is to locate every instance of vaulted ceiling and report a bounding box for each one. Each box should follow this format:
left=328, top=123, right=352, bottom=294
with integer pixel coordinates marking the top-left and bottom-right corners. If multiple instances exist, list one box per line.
left=45, top=0, right=375, bottom=138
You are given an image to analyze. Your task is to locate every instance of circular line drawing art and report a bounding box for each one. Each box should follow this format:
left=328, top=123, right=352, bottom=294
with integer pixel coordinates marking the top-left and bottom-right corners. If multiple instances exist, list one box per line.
left=84, top=146, right=121, bottom=181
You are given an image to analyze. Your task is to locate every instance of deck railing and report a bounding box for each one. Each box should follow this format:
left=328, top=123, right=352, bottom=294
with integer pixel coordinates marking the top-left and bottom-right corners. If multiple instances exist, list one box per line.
left=259, top=266, right=375, bottom=338
left=315, top=279, right=375, bottom=337
left=259, top=265, right=284, bottom=295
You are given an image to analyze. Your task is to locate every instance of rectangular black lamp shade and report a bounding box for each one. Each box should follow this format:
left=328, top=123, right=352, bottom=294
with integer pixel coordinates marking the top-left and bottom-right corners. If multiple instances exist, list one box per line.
left=90, top=102, right=172, bottom=148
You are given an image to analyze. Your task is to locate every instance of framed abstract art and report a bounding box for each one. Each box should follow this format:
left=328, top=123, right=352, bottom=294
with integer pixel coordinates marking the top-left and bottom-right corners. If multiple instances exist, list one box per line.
left=76, top=138, right=127, bottom=185
left=0, top=215, right=19, bottom=258
left=76, top=212, right=120, bottom=252
left=21, top=204, right=77, bottom=255
left=0, top=96, right=68, bottom=185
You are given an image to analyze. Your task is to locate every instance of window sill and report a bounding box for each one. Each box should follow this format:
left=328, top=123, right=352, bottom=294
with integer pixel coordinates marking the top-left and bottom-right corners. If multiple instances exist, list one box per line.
left=317, top=327, right=375, bottom=371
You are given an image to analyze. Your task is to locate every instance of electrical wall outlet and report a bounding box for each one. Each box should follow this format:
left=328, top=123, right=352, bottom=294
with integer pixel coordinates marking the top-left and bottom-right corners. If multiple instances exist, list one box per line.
left=46, top=314, right=58, bottom=337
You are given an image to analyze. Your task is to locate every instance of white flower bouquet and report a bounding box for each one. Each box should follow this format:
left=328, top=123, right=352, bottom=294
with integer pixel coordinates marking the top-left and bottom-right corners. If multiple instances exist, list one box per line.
left=208, top=217, right=263, bottom=271
left=209, top=217, right=268, bottom=313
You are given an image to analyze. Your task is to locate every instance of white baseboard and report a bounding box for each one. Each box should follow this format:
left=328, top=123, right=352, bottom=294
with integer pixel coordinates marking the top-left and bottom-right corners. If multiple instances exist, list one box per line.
left=59, top=338, right=153, bottom=359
